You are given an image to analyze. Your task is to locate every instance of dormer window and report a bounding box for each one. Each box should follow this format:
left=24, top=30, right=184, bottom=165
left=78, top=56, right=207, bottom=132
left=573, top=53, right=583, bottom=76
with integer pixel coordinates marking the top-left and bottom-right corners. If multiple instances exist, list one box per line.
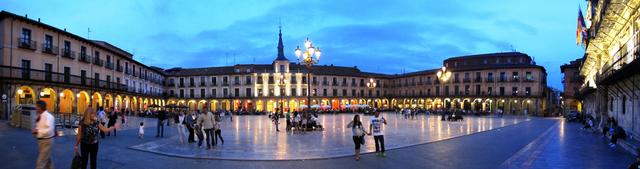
left=279, top=65, right=285, bottom=72
left=235, top=69, right=240, bottom=73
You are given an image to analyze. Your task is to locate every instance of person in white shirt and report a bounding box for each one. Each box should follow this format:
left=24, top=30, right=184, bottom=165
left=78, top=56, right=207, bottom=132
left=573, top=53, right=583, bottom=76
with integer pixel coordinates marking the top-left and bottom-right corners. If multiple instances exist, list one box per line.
left=369, top=111, right=387, bottom=157
left=32, top=100, right=55, bottom=169
left=176, top=112, right=186, bottom=144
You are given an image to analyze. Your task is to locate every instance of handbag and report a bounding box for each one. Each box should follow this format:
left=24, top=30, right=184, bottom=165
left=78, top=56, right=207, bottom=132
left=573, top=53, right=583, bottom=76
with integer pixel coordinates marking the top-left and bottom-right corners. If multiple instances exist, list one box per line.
left=70, top=154, right=82, bottom=169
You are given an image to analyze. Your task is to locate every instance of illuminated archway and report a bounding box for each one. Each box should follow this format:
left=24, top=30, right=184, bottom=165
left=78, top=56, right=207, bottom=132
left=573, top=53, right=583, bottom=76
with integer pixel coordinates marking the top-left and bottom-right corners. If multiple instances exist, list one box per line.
left=115, top=95, right=123, bottom=111
left=77, top=91, right=90, bottom=115
left=188, top=100, right=197, bottom=112
left=38, top=88, right=57, bottom=112
left=15, top=86, right=36, bottom=104
left=59, top=89, right=74, bottom=114
left=104, top=94, right=113, bottom=110
left=209, top=100, right=218, bottom=111
left=91, top=92, right=102, bottom=110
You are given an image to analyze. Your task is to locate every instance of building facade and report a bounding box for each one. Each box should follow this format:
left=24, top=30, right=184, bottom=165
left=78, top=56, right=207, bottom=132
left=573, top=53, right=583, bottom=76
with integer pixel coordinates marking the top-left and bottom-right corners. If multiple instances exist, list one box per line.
left=560, top=58, right=584, bottom=113
left=0, top=11, right=165, bottom=120
left=0, top=10, right=549, bottom=121
left=578, top=0, right=640, bottom=139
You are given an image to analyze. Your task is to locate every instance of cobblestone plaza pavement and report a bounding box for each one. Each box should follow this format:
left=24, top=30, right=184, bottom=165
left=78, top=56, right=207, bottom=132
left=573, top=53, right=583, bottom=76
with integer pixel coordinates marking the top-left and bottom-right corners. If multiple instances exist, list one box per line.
left=0, top=113, right=635, bottom=169
left=130, top=113, right=526, bottom=160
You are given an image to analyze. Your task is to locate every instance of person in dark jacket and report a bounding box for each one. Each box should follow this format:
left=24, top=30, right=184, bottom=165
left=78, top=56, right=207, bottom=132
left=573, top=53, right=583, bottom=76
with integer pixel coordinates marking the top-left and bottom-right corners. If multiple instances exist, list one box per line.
left=106, top=108, right=118, bottom=137
left=185, top=111, right=197, bottom=143
left=156, top=110, right=166, bottom=138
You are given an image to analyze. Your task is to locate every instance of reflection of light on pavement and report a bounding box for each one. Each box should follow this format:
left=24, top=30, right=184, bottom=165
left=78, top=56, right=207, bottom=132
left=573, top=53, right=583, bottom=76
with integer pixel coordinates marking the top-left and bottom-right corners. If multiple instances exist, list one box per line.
left=559, top=120, right=565, bottom=140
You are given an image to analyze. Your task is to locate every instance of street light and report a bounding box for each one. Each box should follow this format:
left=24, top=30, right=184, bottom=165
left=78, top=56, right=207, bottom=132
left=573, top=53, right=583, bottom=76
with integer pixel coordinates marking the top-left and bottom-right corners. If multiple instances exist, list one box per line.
left=277, top=74, right=286, bottom=116
left=294, top=37, right=321, bottom=115
left=436, top=66, right=451, bottom=109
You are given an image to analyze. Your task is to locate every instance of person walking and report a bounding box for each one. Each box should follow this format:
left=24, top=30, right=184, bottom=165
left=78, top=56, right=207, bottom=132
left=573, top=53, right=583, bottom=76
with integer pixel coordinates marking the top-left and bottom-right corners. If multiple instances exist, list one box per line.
left=185, top=112, right=196, bottom=143
left=33, top=100, right=55, bottom=169
left=106, top=108, right=118, bottom=137
left=347, top=114, right=370, bottom=161
left=369, top=111, right=387, bottom=157
left=97, top=107, right=106, bottom=138
left=176, top=112, right=186, bottom=144
left=75, top=108, right=118, bottom=169
left=156, top=110, right=166, bottom=138
left=198, top=110, right=216, bottom=149
left=285, top=111, right=291, bottom=131
left=214, top=120, right=224, bottom=145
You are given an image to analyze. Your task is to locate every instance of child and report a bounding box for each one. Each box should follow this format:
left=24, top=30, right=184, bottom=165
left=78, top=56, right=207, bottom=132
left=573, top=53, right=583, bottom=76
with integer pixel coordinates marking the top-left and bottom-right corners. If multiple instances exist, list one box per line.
left=138, top=121, right=145, bottom=139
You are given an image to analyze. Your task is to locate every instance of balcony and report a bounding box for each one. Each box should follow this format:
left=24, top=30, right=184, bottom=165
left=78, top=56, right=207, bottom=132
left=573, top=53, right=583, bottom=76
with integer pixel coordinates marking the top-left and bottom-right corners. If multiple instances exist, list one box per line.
left=79, top=53, right=91, bottom=63
left=523, top=78, right=534, bottom=82
left=17, top=38, right=37, bottom=50
left=222, top=82, right=229, bottom=86
left=486, top=78, right=494, bottom=82
left=463, top=78, right=471, bottom=83
left=234, top=81, right=240, bottom=85
left=474, top=78, right=482, bottom=83
left=498, top=78, right=506, bottom=82
left=200, top=82, right=206, bottom=87
left=179, top=84, right=185, bottom=87
left=511, top=77, right=520, bottom=82
left=105, top=62, right=114, bottom=70
left=0, top=65, right=128, bottom=92
left=61, top=49, right=76, bottom=60
left=93, top=58, right=104, bottom=66
left=41, top=44, right=59, bottom=55
left=168, top=83, right=175, bottom=87
left=332, top=82, right=338, bottom=86
left=453, top=79, right=460, bottom=83
left=597, top=42, right=640, bottom=85
left=116, top=65, right=123, bottom=72
left=211, top=83, right=218, bottom=87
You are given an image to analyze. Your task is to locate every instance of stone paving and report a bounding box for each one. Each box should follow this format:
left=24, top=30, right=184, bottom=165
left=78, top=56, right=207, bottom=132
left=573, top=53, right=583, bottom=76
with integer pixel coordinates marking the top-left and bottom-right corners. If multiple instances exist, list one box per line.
left=130, top=113, right=527, bottom=160
left=0, top=114, right=635, bottom=169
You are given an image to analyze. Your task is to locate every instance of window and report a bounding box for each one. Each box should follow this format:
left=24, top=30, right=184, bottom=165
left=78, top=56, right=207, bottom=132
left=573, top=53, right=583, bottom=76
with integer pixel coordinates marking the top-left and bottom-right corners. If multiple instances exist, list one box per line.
left=179, top=78, right=184, bottom=87
left=475, top=85, right=480, bottom=95
left=234, top=88, right=240, bottom=97
left=488, top=73, right=494, bottom=81
left=21, top=28, right=31, bottom=41
left=200, top=89, right=205, bottom=98
left=212, top=77, right=217, bottom=86
left=499, top=72, right=506, bottom=81
left=488, top=87, right=493, bottom=95
left=246, top=88, right=252, bottom=97
left=351, top=89, right=356, bottom=96
left=342, top=89, right=347, bottom=96
left=212, top=89, right=217, bottom=97
left=22, top=60, right=31, bottom=79
left=435, top=86, right=440, bottom=95
left=44, top=35, right=53, bottom=50
left=512, top=87, right=518, bottom=96
left=234, top=76, right=240, bottom=85
left=512, top=72, right=519, bottom=81
left=190, top=89, right=194, bottom=98
left=445, top=86, right=450, bottom=95
left=323, top=89, right=327, bottom=96
left=63, top=67, right=70, bottom=83
left=180, top=89, right=184, bottom=98
left=526, top=72, right=533, bottom=81
left=525, top=87, right=531, bottom=96
left=44, top=63, right=53, bottom=81
left=189, top=77, right=194, bottom=86
left=279, top=65, right=285, bottom=72
left=223, top=88, right=228, bottom=97
left=500, top=87, right=505, bottom=96
left=454, top=86, right=459, bottom=95
left=246, top=76, right=251, bottom=84
left=332, top=89, right=337, bottom=97
left=464, top=85, right=470, bottom=95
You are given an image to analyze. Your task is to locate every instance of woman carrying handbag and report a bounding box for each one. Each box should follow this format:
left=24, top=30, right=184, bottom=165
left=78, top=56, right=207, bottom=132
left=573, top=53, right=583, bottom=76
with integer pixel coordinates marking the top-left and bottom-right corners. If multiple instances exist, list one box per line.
left=75, top=107, right=119, bottom=169
left=347, top=114, right=370, bottom=161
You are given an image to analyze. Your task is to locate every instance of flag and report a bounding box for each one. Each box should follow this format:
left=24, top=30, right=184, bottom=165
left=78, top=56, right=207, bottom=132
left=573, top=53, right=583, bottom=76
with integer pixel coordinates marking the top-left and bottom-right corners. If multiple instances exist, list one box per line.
left=576, top=8, right=588, bottom=46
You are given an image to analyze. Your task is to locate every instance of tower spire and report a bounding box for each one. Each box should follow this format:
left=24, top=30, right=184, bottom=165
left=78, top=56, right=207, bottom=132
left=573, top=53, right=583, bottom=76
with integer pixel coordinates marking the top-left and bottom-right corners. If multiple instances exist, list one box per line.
left=275, top=23, right=288, bottom=61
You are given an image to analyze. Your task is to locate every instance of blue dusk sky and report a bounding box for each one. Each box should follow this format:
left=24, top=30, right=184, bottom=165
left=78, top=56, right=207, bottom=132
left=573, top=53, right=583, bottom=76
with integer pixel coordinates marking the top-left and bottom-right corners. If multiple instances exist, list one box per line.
left=1, top=0, right=587, bottom=90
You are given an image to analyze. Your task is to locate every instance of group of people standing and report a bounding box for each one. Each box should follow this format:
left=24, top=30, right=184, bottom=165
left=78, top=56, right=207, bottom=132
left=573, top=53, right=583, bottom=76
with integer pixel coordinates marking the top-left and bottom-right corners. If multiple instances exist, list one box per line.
left=277, top=111, right=322, bottom=133
left=179, top=110, right=225, bottom=150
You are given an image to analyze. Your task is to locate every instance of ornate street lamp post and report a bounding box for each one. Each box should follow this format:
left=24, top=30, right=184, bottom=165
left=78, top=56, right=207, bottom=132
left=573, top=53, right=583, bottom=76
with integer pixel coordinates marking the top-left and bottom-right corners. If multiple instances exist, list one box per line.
left=294, top=38, right=321, bottom=116
left=436, top=66, right=451, bottom=109
left=366, top=78, right=376, bottom=108
left=277, top=74, right=286, bottom=116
